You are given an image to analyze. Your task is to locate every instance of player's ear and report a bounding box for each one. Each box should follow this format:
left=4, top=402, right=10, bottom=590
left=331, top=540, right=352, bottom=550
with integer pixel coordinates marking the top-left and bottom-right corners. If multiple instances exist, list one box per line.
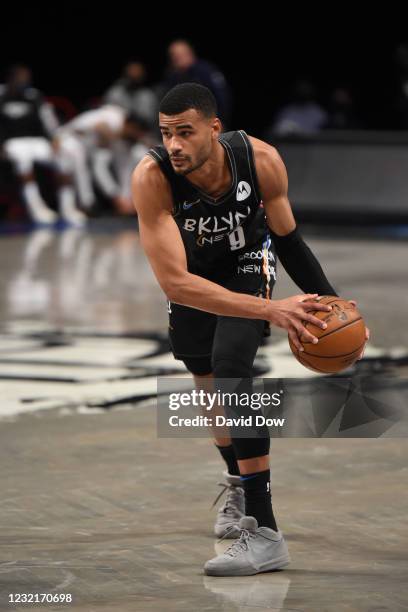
left=211, top=117, right=222, bottom=139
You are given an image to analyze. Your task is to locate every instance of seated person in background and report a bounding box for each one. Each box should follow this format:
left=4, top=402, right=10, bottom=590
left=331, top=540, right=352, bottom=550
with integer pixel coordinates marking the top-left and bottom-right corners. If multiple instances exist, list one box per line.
left=326, top=87, right=362, bottom=130
left=55, top=105, right=150, bottom=215
left=103, top=60, right=158, bottom=134
left=269, top=79, right=328, bottom=137
left=0, top=64, right=86, bottom=227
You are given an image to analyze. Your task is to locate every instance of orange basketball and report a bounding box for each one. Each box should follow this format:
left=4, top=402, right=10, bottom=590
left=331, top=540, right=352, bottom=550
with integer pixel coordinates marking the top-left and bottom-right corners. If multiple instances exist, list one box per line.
left=288, top=296, right=366, bottom=373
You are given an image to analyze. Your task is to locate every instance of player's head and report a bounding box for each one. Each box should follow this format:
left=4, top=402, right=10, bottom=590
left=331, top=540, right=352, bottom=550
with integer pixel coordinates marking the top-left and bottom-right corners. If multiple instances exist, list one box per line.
left=168, top=40, right=196, bottom=71
left=123, top=112, right=149, bottom=141
left=7, top=64, right=32, bottom=90
left=123, top=60, right=146, bottom=86
left=159, top=83, right=221, bottom=176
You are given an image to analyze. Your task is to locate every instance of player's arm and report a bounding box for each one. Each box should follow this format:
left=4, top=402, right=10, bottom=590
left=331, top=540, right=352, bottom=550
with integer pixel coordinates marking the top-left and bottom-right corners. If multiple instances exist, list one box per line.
left=250, top=136, right=338, bottom=296
left=93, top=122, right=117, bottom=147
left=37, top=97, right=59, bottom=139
left=131, top=157, right=330, bottom=349
left=251, top=136, right=369, bottom=356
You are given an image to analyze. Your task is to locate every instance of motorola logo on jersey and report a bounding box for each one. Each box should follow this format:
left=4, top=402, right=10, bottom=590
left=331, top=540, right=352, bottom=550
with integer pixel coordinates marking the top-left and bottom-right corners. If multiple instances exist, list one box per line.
left=236, top=181, right=251, bottom=201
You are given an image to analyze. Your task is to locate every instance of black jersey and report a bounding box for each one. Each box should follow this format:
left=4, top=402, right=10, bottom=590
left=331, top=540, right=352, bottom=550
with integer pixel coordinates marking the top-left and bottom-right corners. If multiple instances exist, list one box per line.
left=148, top=130, right=270, bottom=272
left=0, top=86, right=49, bottom=142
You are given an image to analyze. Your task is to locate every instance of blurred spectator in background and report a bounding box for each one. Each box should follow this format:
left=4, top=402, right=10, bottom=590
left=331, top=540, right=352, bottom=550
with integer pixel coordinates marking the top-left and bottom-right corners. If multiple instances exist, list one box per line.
left=326, top=87, right=362, bottom=130
left=55, top=105, right=150, bottom=215
left=162, top=39, right=231, bottom=126
left=394, top=43, right=408, bottom=129
left=0, top=64, right=86, bottom=226
left=268, top=79, right=328, bottom=137
left=104, top=60, right=158, bottom=133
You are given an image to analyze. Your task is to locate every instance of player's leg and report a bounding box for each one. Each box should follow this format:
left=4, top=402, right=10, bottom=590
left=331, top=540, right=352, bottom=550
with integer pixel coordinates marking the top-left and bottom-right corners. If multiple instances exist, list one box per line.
left=91, top=146, right=125, bottom=213
left=57, top=173, right=87, bottom=227
left=190, top=371, right=232, bottom=449
left=211, top=315, right=277, bottom=530
left=204, top=235, right=290, bottom=575
left=205, top=315, right=290, bottom=576
left=211, top=233, right=278, bottom=532
left=57, top=134, right=95, bottom=210
left=54, top=150, right=87, bottom=227
left=4, top=137, right=57, bottom=224
left=112, top=141, right=148, bottom=215
left=188, top=369, right=245, bottom=538
left=167, top=302, right=244, bottom=536
left=169, top=302, right=237, bottom=462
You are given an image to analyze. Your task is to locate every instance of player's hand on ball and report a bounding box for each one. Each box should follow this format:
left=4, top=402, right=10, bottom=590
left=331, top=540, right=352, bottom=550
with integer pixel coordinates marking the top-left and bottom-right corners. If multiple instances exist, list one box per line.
left=268, top=294, right=332, bottom=352
left=348, top=300, right=370, bottom=359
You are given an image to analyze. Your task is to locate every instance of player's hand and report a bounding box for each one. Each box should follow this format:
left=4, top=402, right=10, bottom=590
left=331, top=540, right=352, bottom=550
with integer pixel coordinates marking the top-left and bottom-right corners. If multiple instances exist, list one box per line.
left=348, top=300, right=370, bottom=360
left=268, top=294, right=332, bottom=352
left=51, top=137, right=60, bottom=154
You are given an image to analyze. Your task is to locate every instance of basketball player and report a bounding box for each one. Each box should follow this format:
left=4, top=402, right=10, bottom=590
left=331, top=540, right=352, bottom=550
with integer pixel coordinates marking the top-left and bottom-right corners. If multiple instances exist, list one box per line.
left=0, top=65, right=87, bottom=227
left=131, top=83, right=369, bottom=577
left=55, top=106, right=149, bottom=215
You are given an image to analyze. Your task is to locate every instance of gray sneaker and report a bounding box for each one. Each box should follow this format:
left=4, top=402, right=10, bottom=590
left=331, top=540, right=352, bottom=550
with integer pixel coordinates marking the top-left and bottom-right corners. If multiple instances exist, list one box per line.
left=213, top=471, right=245, bottom=539
left=204, top=516, right=291, bottom=576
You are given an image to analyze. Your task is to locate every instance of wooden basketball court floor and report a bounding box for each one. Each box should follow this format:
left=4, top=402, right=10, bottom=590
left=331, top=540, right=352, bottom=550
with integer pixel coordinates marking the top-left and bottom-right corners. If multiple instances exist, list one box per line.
left=0, top=220, right=406, bottom=611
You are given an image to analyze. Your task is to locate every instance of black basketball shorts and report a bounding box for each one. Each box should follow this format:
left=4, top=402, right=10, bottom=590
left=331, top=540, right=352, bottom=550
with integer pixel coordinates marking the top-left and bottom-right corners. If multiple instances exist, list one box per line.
left=167, top=234, right=277, bottom=367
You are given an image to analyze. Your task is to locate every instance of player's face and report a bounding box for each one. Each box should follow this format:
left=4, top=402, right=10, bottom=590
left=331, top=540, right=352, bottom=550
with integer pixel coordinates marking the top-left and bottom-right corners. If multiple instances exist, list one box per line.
left=159, top=109, right=221, bottom=176
left=168, top=42, right=195, bottom=71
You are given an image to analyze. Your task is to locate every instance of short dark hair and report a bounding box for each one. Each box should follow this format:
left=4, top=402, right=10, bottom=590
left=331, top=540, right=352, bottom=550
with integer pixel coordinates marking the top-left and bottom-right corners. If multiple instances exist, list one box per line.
left=159, top=83, right=217, bottom=118
left=7, top=63, right=30, bottom=81
left=125, top=111, right=149, bottom=131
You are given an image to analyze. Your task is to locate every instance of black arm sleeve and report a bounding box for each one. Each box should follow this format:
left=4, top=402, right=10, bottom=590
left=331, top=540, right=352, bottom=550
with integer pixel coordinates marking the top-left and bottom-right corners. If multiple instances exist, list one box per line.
left=270, top=227, right=338, bottom=296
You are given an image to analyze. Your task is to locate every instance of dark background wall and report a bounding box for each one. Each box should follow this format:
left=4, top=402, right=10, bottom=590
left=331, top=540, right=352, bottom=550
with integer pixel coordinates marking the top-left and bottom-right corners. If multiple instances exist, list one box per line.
left=1, top=7, right=407, bottom=135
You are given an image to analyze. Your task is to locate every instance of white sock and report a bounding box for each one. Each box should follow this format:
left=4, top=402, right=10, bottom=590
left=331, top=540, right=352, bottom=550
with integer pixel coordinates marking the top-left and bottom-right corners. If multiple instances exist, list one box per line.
left=59, top=186, right=87, bottom=227
left=22, top=182, right=57, bottom=223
